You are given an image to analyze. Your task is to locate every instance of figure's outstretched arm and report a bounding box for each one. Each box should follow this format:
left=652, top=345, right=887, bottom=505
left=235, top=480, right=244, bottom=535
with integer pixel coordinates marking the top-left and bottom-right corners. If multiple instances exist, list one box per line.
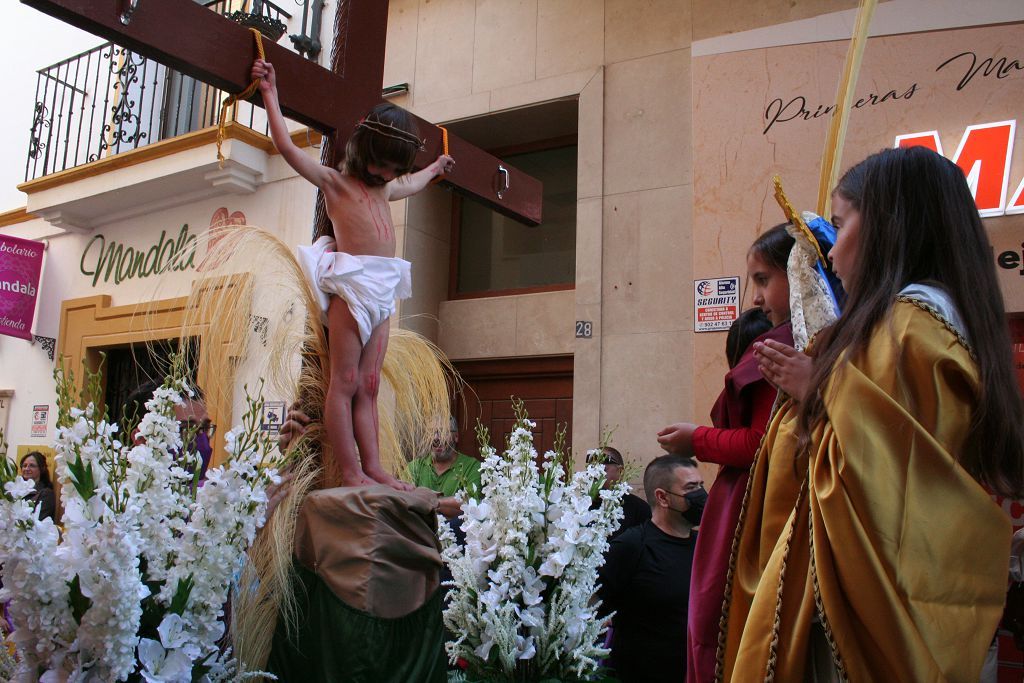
left=387, top=155, right=455, bottom=200
left=252, top=59, right=334, bottom=189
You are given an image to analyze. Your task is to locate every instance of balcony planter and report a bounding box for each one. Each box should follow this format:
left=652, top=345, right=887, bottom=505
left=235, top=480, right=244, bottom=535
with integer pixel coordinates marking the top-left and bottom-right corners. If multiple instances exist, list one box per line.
left=229, top=10, right=287, bottom=42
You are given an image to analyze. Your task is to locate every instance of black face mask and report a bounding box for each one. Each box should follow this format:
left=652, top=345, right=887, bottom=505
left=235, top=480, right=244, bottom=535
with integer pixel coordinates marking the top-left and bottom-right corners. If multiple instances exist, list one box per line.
left=681, top=487, right=708, bottom=526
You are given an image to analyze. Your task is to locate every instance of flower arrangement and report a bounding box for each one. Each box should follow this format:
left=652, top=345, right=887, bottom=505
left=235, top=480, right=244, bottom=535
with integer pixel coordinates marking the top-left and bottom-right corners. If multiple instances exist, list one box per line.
left=439, top=401, right=628, bottom=682
left=0, top=356, right=281, bottom=682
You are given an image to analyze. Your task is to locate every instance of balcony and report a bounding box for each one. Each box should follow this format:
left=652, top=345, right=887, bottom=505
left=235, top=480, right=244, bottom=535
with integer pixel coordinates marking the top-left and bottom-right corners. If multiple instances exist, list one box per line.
left=20, top=0, right=325, bottom=233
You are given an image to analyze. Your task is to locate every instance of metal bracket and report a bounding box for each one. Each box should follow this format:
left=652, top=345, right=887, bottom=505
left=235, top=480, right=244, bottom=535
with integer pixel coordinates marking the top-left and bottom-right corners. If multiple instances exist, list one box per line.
left=119, top=0, right=140, bottom=25
left=32, top=336, right=56, bottom=362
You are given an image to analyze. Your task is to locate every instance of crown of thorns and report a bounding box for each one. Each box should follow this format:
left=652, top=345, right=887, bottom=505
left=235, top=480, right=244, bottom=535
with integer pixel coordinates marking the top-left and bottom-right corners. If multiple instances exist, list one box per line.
left=356, top=117, right=426, bottom=151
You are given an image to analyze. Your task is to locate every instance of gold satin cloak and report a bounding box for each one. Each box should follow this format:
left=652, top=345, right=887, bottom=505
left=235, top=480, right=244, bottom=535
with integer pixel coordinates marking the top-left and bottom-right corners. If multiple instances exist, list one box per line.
left=719, top=300, right=1011, bottom=682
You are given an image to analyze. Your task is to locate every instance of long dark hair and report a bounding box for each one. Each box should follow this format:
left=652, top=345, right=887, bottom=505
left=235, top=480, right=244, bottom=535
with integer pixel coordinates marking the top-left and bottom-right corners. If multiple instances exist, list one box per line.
left=20, top=451, right=52, bottom=490
left=726, top=308, right=772, bottom=368
left=749, top=222, right=795, bottom=271
left=797, top=146, right=1024, bottom=497
left=343, top=103, right=421, bottom=186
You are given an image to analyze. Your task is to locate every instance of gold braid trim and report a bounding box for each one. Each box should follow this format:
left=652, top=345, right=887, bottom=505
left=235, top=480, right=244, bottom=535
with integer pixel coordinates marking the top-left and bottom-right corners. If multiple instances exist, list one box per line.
left=807, top=470, right=851, bottom=683
left=763, top=475, right=808, bottom=683
left=714, top=394, right=790, bottom=683
left=895, top=295, right=975, bottom=358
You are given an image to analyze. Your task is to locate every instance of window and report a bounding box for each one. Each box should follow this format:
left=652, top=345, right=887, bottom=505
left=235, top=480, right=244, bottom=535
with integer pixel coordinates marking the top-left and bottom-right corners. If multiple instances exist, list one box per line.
left=453, top=143, right=577, bottom=297
left=443, top=99, right=579, bottom=299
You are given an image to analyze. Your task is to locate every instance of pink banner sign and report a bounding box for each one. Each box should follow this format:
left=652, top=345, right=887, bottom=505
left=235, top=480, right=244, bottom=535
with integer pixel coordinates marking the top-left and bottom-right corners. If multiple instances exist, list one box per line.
left=0, top=235, right=45, bottom=340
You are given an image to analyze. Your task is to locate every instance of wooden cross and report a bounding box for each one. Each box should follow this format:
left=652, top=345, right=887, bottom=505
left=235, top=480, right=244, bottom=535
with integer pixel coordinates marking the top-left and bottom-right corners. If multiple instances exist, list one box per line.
left=21, top=0, right=544, bottom=226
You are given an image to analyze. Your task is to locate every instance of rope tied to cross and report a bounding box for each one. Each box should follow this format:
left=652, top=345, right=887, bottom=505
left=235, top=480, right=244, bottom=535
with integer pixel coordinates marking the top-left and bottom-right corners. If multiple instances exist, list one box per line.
left=216, top=27, right=265, bottom=168
left=430, top=125, right=449, bottom=185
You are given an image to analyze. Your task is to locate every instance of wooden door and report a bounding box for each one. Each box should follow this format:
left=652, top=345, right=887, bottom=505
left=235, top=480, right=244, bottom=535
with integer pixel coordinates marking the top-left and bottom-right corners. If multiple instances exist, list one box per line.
left=452, top=355, right=573, bottom=460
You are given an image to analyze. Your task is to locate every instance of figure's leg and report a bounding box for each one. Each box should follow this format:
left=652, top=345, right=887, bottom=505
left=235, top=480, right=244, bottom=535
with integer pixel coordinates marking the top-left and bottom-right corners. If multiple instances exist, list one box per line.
left=354, top=318, right=412, bottom=491
left=325, top=297, right=375, bottom=487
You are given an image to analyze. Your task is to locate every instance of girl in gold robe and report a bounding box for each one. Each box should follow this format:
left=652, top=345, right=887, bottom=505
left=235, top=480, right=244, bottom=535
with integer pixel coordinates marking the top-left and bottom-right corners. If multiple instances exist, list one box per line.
left=718, top=146, right=1024, bottom=682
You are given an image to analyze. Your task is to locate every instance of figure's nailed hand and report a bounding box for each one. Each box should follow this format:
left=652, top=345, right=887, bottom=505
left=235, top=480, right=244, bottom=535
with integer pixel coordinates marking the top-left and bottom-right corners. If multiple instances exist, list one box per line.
left=436, top=154, right=455, bottom=176
left=278, top=401, right=312, bottom=452
left=754, top=339, right=812, bottom=402
left=251, top=59, right=277, bottom=94
left=657, top=422, right=698, bottom=456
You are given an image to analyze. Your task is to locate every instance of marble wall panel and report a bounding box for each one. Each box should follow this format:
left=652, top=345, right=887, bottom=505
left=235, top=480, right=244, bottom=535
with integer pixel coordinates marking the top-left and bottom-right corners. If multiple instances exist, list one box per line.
left=384, top=0, right=419, bottom=89
left=536, top=0, right=604, bottom=79
left=603, top=49, right=691, bottom=196
left=692, top=0, right=859, bottom=41
left=473, top=0, right=538, bottom=93
left=575, top=197, right=603, bottom=307
left=514, top=289, right=575, bottom=356
left=601, top=185, right=694, bottom=336
left=438, top=295, right=518, bottom=358
left=571, top=300, right=602, bottom=458
left=605, top=0, right=692, bottom=64
left=600, top=330, right=691, bottom=468
left=413, top=0, right=476, bottom=105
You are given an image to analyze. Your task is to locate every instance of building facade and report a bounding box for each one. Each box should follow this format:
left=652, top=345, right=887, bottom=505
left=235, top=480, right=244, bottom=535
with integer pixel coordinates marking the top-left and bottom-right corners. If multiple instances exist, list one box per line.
left=2, top=1, right=1023, bottom=506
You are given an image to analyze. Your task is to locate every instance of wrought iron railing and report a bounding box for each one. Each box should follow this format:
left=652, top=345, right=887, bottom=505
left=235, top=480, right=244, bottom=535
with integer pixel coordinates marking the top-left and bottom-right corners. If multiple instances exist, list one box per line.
left=24, top=0, right=324, bottom=183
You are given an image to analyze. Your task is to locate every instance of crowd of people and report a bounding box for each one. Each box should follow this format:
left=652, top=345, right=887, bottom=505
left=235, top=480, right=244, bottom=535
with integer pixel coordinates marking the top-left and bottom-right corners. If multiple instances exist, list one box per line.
left=241, top=142, right=1024, bottom=682
left=8, top=77, right=1022, bottom=683
left=583, top=146, right=1024, bottom=682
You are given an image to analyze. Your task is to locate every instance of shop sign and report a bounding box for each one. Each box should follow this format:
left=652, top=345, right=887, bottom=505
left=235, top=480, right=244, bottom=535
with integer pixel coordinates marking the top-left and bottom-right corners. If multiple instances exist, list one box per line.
left=694, top=276, right=740, bottom=332
left=895, top=119, right=1022, bottom=217
left=0, top=235, right=45, bottom=341
left=31, top=404, right=48, bottom=438
left=79, top=224, right=198, bottom=287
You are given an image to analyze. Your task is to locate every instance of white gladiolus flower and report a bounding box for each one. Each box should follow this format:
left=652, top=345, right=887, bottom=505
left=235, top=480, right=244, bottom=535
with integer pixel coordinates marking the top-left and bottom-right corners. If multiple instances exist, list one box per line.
left=4, top=476, right=36, bottom=499
left=0, top=368, right=278, bottom=681
left=138, top=639, right=192, bottom=683
left=439, top=405, right=627, bottom=681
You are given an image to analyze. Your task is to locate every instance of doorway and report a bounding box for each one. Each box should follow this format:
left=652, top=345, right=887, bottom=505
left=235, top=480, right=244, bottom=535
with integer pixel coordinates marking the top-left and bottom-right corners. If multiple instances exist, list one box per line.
left=451, top=355, right=573, bottom=460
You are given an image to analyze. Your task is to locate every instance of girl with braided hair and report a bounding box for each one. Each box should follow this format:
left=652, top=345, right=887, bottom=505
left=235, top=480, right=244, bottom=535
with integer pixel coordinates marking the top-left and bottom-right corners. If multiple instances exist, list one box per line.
left=252, top=58, right=454, bottom=489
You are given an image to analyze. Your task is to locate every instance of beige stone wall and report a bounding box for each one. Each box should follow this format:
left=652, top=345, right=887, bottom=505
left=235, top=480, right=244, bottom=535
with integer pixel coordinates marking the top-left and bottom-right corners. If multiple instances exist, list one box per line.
left=384, top=0, right=696, bottom=472
left=382, top=0, right=1024, bottom=487
left=692, top=0, right=861, bottom=41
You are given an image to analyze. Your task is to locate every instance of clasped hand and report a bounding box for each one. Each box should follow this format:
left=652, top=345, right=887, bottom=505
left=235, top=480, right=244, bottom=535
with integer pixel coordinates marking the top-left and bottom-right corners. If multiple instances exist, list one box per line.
left=753, top=339, right=812, bottom=402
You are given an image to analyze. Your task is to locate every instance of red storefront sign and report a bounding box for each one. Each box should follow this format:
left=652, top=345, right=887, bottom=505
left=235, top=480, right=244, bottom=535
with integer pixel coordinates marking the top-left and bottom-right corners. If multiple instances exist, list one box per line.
left=0, top=235, right=45, bottom=340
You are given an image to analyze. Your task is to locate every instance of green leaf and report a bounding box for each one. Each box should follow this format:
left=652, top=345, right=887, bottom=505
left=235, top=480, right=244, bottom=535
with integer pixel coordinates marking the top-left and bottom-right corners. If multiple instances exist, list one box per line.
left=67, top=575, right=92, bottom=625
left=168, top=575, right=194, bottom=615
left=190, top=661, right=212, bottom=683
left=66, top=455, right=97, bottom=501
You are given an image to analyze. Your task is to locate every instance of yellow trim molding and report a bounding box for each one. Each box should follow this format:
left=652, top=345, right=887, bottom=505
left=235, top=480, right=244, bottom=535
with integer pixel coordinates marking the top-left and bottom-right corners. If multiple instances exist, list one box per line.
left=0, top=207, right=34, bottom=228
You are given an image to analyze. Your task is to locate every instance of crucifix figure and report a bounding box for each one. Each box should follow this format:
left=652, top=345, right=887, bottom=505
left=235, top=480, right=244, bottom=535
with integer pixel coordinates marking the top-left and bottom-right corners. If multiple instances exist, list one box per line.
left=21, top=0, right=544, bottom=228
left=23, top=0, right=546, bottom=489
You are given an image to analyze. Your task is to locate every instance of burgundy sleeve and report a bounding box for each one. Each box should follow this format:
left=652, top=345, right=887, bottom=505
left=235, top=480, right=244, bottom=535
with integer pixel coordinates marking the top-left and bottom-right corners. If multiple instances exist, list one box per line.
left=692, top=381, right=777, bottom=468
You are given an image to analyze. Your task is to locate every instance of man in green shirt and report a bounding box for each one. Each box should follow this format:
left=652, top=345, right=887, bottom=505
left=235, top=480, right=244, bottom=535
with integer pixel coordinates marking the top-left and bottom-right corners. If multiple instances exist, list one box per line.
left=409, top=418, right=481, bottom=501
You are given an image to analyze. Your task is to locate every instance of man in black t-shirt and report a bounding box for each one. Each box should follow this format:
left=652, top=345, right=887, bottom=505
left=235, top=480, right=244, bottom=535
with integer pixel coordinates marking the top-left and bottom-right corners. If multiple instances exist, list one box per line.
left=598, top=454, right=707, bottom=682
left=589, top=447, right=651, bottom=539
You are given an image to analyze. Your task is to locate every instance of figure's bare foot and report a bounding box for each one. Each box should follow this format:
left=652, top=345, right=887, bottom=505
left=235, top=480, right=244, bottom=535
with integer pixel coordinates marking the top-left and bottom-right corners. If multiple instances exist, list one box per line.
left=364, top=465, right=414, bottom=492
left=338, top=469, right=376, bottom=487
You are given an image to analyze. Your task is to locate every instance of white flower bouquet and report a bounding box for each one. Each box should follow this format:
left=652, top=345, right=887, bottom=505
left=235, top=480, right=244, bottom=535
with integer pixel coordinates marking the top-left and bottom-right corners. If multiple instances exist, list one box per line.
left=440, top=401, right=627, bottom=682
left=0, top=357, right=280, bottom=682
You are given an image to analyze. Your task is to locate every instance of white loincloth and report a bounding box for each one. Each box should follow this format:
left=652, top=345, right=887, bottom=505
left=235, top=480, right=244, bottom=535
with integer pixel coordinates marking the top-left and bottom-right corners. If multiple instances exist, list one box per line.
left=297, top=236, right=412, bottom=346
